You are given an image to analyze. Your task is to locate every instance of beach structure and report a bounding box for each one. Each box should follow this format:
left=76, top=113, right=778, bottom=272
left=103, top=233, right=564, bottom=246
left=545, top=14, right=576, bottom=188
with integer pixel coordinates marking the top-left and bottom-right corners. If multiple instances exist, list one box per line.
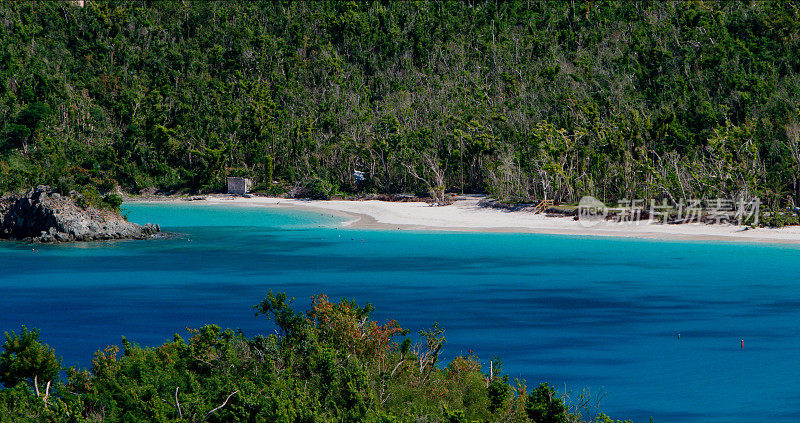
left=227, top=177, right=252, bottom=195
left=532, top=199, right=554, bottom=214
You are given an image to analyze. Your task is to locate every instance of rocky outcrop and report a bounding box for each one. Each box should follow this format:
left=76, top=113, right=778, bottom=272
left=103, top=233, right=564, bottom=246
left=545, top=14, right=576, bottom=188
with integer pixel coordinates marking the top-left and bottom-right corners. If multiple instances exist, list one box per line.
left=0, top=186, right=160, bottom=243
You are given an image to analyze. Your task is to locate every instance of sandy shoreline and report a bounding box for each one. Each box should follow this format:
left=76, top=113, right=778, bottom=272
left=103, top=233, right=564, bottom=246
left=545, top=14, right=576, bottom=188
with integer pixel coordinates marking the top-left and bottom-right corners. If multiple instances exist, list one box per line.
left=129, top=194, right=800, bottom=244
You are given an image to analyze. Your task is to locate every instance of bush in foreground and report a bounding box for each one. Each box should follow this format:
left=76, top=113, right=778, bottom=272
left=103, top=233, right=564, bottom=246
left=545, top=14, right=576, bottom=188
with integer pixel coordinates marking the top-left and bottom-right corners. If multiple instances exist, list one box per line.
left=0, top=292, right=630, bottom=422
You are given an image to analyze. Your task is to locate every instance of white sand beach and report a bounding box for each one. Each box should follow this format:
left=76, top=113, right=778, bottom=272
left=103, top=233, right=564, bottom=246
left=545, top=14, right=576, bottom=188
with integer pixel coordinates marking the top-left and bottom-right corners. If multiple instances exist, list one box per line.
left=145, top=194, right=800, bottom=244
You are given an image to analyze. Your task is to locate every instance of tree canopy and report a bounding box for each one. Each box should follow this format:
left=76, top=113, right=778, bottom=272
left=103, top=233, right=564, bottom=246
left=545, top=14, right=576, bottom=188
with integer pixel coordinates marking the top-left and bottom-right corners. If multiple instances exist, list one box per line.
left=0, top=292, right=631, bottom=423
left=0, top=0, right=798, bottom=211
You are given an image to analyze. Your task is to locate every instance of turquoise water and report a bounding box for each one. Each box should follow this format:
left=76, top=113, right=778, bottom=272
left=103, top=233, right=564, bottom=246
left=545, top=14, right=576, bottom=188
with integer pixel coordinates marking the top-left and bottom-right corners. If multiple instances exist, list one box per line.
left=3, top=202, right=800, bottom=422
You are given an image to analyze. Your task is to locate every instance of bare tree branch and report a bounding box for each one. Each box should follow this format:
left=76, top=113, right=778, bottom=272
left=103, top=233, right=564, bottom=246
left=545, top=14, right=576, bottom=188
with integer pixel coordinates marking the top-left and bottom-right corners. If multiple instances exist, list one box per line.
left=43, top=381, right=50, bottom=408
left=175, top=387, right=182, bottom=419
left=202, top=390, right=239, bottom=422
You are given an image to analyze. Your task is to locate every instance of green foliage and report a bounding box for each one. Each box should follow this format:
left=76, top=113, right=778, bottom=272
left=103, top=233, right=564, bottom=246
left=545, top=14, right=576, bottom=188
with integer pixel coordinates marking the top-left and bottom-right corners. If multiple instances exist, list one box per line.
left=0, top=293, right=616, bottom=422
left=264, top=154, right=275, bottom=187
left=15, top=103, right=50, bottom=134
left=487, top=375, right=510, bottom=413
left=0, top=0, right=796, bottom=218
left=760, top=210, right=800, bottom=227
left=253, top=290, right=304, bottom=337
left=525, top=383, right=571, bottom=423
left=293, top=176, right=337, bottom=200
left=3, top=124, right=29, bottom=151
left=102, top=193, right=123, bottom=212
left=595, top=413, right=634, bottom=423
left=0, top=326, right=60, bottom=389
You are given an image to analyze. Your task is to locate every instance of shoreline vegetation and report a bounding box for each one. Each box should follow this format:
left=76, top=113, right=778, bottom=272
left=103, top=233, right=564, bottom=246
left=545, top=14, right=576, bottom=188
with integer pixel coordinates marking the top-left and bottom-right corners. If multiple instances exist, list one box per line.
left=0, top=292, right=631, bottom=423
left=2, top=1, right=800, bottom=229
left=128, top=193, right=800, bottom=244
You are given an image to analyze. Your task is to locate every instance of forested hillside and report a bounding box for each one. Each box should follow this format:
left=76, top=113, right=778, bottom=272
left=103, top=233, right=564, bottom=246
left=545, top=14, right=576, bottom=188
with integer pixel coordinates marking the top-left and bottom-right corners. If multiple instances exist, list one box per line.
left=1, top=1, right=799, bottom=209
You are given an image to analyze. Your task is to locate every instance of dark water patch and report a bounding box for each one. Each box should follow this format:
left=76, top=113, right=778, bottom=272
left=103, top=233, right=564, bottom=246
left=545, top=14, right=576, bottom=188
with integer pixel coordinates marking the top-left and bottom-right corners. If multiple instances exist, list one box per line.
left=750, top=299, right=800, bottom=313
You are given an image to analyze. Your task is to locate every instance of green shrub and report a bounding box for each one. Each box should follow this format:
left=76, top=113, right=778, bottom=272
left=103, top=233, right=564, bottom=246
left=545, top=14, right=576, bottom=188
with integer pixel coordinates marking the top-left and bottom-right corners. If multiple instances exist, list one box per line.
left=525, top=383, right=571, bottom=423
left=102, top=194, right=124, bottom=212
left=76, top=187, right=102, bottom=210
left=487, top=375, right=510, bottom=413
left=293, top=176, right=336, bottom=200
left=0, top=293, right=620, bottom=422
left=0, top=326, right=60, bottom=389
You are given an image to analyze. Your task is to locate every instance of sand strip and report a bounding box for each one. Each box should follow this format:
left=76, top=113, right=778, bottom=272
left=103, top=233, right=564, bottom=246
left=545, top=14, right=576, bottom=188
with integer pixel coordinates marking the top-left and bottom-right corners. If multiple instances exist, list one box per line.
left=132, top=194, right=800, bottom=244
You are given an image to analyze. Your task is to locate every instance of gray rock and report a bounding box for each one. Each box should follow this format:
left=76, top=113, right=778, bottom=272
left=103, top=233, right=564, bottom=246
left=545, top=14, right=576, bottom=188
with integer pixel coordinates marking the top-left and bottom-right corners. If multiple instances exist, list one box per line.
left=0, top=186, right=160, bottom=243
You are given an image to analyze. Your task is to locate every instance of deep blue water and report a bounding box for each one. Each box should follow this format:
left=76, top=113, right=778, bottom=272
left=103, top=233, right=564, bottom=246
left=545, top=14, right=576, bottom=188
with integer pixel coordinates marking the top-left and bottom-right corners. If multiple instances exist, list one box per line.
left=2, top=202, right=800, bottom=422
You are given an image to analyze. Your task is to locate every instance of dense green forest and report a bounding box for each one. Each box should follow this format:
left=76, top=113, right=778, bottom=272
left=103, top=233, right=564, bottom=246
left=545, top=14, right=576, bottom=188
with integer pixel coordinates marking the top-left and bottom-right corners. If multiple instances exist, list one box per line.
left=0, top=292, right=629, bottom=422
left=1, top=0, right=799, bottom=210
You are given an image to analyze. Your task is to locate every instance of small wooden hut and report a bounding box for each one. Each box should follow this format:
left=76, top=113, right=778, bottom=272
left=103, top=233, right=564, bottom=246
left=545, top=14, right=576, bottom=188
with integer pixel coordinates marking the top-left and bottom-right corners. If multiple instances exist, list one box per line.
left=227, top=177, right=252, bottom=195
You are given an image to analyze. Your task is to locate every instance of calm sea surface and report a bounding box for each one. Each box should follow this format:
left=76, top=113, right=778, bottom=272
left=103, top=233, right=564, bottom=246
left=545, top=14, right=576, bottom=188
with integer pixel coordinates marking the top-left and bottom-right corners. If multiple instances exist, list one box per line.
left=2, top=202, right=800, bottom=422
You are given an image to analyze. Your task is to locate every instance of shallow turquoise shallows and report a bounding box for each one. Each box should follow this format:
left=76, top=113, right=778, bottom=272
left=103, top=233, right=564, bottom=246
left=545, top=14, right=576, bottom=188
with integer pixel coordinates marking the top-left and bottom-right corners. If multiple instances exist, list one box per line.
left=3, top=202, right=800, bottom=422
